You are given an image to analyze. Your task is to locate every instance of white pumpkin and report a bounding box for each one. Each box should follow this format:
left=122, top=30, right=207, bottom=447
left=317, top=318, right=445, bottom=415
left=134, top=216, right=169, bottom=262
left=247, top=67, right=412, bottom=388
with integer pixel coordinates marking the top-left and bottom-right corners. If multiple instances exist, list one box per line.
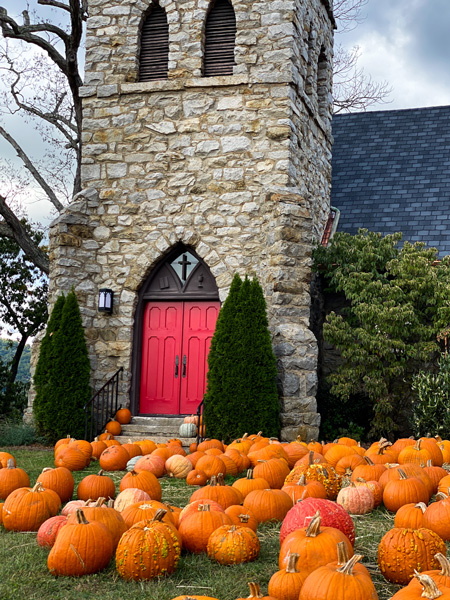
left=179, top=422, right=198, bottom=437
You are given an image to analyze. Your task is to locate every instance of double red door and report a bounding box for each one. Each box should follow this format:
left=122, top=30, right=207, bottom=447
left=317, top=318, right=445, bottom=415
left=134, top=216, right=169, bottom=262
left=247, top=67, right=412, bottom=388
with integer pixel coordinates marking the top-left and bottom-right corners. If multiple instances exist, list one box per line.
left=139, top=301, right=220, bottom=415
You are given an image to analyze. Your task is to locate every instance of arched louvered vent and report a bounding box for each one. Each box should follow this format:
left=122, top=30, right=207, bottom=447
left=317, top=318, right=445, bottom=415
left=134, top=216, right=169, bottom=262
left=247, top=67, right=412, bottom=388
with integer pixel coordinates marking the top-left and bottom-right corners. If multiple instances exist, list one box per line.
left=203, top=0, right=236, bottom=77
left=139, top=4, right=169, bottom=82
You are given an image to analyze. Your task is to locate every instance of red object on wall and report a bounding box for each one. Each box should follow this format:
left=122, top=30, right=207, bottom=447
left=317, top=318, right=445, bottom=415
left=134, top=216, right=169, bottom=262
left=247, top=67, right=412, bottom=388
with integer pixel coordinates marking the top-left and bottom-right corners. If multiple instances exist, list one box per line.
left=140, top=301, right=220, bottom=414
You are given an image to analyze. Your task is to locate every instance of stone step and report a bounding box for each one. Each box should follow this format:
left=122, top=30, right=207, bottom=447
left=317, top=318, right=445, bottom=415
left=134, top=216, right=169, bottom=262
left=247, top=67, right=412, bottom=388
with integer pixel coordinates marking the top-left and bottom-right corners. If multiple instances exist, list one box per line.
left=115, top=435, right=196, bottom=446
left=130, top=417, right=186, bottom=427
left=119, top=424, right=184, bottom=435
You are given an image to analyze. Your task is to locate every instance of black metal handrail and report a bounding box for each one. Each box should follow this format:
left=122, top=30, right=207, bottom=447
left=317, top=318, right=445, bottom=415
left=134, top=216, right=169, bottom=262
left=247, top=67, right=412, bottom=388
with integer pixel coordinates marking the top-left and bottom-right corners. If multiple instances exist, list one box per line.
left=196, top=398, right=204, bottom=445
left=84, top=367, right=124, bottom=441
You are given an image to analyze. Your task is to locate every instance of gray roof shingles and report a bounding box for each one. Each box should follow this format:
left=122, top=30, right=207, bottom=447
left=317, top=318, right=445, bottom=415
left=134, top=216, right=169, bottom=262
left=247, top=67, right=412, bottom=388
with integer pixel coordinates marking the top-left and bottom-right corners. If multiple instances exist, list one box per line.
left=331, top=106, right=450, bottom=257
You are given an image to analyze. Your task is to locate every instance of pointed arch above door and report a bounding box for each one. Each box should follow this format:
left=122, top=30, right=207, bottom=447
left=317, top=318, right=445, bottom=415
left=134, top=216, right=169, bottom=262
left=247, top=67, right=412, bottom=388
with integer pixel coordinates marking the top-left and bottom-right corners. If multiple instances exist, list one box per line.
left=131, top=245, right=220, bottom=415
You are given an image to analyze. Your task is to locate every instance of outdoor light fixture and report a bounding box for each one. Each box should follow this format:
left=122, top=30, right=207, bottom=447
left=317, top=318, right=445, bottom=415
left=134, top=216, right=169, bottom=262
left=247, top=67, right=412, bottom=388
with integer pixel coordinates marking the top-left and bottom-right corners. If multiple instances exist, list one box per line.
left=98, top=288, right=113, bottom=314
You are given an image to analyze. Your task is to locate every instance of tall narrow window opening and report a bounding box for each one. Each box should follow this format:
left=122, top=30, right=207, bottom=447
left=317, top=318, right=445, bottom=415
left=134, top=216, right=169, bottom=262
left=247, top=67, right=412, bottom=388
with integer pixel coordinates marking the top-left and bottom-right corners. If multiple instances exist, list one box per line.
left=203, top=0, right=236, bottom=77
left=317, top=45, right=329, bottom=118
left=139, top=4, right=169, bottom=82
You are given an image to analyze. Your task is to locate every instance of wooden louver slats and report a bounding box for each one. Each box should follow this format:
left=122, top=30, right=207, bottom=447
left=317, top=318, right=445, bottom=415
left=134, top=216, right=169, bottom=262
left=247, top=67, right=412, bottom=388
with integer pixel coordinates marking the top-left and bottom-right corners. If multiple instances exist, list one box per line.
left=139, top=5, right=169, bottom=82
left=203, top=0, right=236, bottom=77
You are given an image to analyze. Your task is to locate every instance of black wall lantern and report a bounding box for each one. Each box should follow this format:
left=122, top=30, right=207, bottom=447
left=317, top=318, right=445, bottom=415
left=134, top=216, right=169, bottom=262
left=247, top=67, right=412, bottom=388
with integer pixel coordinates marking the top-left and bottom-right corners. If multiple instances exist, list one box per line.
left=98, top=288, right=114, bottom=314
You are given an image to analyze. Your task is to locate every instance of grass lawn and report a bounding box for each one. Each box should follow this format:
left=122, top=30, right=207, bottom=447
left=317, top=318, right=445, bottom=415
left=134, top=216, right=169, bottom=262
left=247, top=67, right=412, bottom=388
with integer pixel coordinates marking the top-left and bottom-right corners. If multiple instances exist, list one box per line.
left=0, top=447, right=414, bottom=600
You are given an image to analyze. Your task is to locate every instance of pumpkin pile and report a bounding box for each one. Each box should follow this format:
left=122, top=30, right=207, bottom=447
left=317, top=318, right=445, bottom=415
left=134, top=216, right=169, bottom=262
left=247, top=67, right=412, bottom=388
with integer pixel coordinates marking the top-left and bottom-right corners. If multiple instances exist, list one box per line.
left=3, top=428, right=450, bottom=599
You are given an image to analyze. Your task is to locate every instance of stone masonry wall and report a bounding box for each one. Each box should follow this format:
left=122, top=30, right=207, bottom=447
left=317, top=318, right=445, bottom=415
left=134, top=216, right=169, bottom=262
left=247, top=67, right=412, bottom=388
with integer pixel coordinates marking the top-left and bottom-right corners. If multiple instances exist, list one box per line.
left=45, top=0, right=334, bottom=441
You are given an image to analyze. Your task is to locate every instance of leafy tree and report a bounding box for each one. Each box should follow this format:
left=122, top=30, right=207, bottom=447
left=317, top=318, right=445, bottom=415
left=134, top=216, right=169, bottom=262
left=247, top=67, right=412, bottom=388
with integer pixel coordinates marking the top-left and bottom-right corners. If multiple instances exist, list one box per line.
left=203, top=274, right=280, bottom=442
left=313, top=229, right=450, bottom=439
left=0, top=339, right=31, bottom=383
left=410, top=353, right=450, bottom=438
left=34, top=290, right=90, bottom=442
left=0, top=223, right=47, bottom=410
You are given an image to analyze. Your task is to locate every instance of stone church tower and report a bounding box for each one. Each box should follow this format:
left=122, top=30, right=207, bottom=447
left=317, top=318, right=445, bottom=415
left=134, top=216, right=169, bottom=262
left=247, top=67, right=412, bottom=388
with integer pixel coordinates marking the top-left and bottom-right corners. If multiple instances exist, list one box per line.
left=46, top=0, right=334, bottom=440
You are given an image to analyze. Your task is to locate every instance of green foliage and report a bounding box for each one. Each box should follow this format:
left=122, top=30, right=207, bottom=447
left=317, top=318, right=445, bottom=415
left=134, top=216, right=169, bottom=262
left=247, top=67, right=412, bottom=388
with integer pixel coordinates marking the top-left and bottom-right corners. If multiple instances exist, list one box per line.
left=317, top=381, right=371, bottom=442
left=410, top=353, right=450, bottom=438
left=0, top=357, right=29, bottom=419
left=313, top=229, right=450, bottom=439
left=0, top=340, right=31, bottom=383
left=203, top=274, right=280, bottom=442
left=33, top=290, right=91, bottom=443
left=0, top=421, right=45, bottom=446
left=0, top=224, right=48, bottom=343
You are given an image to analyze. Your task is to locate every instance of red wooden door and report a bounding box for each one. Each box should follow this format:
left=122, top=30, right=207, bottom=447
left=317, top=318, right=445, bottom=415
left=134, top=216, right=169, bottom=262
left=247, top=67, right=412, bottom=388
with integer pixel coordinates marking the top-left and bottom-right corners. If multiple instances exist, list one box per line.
left=139, top=300, right=220, bottom=414
left=179, top=302, right=220, bottom=414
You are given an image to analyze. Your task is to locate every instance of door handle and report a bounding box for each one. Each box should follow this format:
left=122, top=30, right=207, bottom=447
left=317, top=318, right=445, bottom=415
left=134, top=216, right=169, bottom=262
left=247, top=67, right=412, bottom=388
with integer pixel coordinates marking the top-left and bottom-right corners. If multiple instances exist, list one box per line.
left=182, top=355, right=187, bottom=378
left=175, top=355, right=179, bottom=378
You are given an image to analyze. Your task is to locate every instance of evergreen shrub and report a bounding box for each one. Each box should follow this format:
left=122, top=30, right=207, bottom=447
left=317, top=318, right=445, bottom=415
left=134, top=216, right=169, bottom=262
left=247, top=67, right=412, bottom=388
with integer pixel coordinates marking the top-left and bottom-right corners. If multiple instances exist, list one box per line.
left=203, top=274, right=280, bottom=442
left=33, top=290, right=91, bottom=443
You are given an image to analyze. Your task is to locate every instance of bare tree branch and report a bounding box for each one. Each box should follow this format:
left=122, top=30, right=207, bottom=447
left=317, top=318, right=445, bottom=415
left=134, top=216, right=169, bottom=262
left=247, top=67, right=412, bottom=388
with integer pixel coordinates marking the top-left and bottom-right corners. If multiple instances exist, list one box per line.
left=333, top=0, right=393, bottom=112
left=38, top=0, right=71, bottom=14
left=7, top=65, right=78, bottom=148
left=0, top=196, right=49, bottom=274
left=0, top=125, right=64, bottom=212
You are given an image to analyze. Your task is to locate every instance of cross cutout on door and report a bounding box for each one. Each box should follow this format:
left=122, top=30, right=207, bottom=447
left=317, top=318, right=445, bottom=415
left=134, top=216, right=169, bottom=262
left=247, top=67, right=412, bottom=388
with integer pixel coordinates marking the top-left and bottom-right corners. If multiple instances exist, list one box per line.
left=178, top=254, right=191, bottom=281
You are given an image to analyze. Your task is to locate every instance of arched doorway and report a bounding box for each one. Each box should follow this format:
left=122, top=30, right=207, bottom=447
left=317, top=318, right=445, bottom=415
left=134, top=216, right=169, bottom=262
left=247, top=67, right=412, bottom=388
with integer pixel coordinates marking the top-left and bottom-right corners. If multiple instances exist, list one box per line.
left=130, top=245, right=220, bottom=415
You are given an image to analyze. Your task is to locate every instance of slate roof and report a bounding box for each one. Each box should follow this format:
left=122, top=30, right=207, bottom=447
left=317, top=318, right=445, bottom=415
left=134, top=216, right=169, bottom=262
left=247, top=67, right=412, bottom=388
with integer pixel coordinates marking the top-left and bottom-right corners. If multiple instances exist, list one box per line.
left=331, top=105, right=450, bottom=257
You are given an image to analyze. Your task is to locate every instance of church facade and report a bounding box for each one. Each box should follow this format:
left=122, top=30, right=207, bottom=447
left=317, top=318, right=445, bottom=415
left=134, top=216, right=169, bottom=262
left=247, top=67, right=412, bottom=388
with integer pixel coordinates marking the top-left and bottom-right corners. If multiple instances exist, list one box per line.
left=46, top=0, right=334, bottom=440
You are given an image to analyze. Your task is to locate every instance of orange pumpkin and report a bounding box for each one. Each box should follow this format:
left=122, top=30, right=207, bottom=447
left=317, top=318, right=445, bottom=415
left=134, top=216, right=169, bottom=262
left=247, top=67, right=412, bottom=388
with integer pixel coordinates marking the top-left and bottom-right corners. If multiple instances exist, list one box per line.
left=0, top=459, right=30, bottom=500
left=116, top=510, right=181, bottom=580
left=3, top=483, right=61, bottom=531
left=48, top=509, right=114, bottom=576
left=207, top=524, right=260, bottom=564
left=115, top=407, right=132, bottom=424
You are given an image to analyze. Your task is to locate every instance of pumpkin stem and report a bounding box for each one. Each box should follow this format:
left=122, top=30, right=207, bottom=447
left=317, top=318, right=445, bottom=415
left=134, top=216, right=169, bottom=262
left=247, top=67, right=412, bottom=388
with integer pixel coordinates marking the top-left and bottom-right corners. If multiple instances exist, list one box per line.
left=217, top=473, right=226, bottom=486
left=285, top=553, right=300, bottom=573
left=32, top=482, right=45, bottom=493
left=436, top=492, right=448, bottom=501
left=435, top=553, right=450, bottom=577
left=414, top=573, right=443, bottom=599
left=336, top=554, right=364, bottom=576
left=246, top=582, right=264, bottom=598
left=209, top=475, right=218, bottom=487
left=151, top=508, right=167, bottom=522
left=94, top=497, right=106, bottom=507
left=336, top=541, right=350, bottom=565
left=6, top=459, right=15, bottom=469
left=75, top=509, right=89, bottom=525
left=305, top=511, right=322, bottom=537
left=308, top=451, right=314, bottom=466
left=297, top=474, right=306, bottom=485
left=198, top=504, right=211, bottom=512
left=363, top=456, right=375, bottom=465
left=98, top=470, right=105, bottom=476
left=246, top=469, right=254, bottom=480
left=415, top=502, right=428, bottom=513
left=397, top=468, right=408, bottom=480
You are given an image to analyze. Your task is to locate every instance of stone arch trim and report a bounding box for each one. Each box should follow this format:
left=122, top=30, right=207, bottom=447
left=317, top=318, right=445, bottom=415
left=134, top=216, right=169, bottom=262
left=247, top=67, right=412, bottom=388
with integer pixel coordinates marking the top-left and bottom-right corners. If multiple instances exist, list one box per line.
left=130, top=243, right=220, bottom=414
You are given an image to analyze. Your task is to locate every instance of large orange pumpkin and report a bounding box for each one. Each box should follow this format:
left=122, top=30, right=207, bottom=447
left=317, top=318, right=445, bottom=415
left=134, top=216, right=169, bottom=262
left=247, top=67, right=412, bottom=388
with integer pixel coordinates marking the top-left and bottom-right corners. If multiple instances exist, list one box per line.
left=3, top=483, right=61, bottom=531
left=378, top=527, right=446, bottom=585
left=48, top=509, right=114, bottom=576
left=116, top=510, right=181, bottom=580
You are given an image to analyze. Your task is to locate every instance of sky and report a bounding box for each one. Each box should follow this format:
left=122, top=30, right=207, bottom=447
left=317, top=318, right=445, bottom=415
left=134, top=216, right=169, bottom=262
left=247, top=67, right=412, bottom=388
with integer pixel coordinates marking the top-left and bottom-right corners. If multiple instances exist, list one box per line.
left=338, top=0, right=450, bottom=110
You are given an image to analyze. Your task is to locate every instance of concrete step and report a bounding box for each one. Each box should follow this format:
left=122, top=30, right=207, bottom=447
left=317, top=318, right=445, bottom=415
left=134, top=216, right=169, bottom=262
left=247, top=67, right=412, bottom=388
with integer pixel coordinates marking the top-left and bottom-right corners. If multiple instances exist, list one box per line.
left=116, top=416, right=197, bottom=444
left=115, top=435, right=196, bottom=446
